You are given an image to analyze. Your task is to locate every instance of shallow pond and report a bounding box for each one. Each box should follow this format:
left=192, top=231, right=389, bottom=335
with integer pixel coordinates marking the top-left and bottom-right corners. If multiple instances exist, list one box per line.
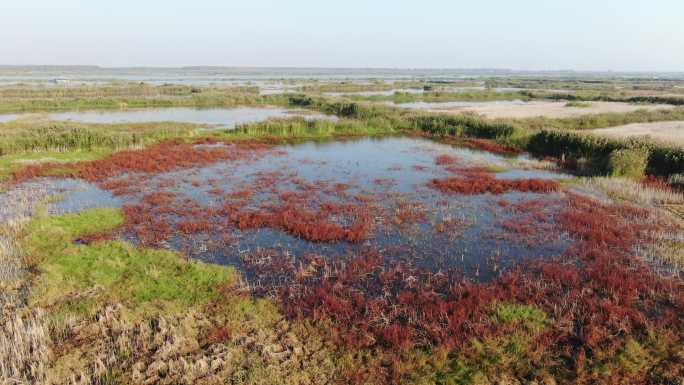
left=18, top=136, right=574, bottom=283
left=0, top=113, right=21, bottom=123
left=0, top=107, right=335, bottom=128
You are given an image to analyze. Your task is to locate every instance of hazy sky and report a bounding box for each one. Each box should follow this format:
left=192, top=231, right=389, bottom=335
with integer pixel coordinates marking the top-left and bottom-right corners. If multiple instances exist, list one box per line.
left=2, top=0, right=683, bottom=71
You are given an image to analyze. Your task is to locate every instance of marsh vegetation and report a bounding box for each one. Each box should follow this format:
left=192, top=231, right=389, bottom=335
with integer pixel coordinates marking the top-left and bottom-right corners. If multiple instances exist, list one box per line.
left=1, top=75, right=683, bottom=385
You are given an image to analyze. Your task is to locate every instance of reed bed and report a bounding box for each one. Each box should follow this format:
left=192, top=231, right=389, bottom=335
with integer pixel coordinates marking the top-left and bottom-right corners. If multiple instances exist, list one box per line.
left=0, top=87, right=291, bottom=114
left=580, top=177, right=684, bottom=206
left=0, top=186, right=51, bottom=385
left=0, top=119, right=201, bottom=156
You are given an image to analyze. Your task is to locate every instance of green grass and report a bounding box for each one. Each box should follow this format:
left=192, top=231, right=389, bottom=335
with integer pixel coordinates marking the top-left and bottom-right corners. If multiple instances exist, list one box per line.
left=0, top=119, right=208, bottom=182
left=435, top=303, right=552, bottom=385
left=224, top=116, right=398, bottom=139
left=0, top=83, right=259, bottom=99
left=512, top=107, right=684, bottom=131
left=23, top=208, right=237, bottom=318
left=0, top=84, right=292, bottom=113
left=565, top=101, right=592, bottom=108
left=0, top=149, right=112, bottom=181
left=0, top=119, right=203, bottom=156
left=347, top=90, right=533, bottom=104
left=493, top=303, right=550, bottom=332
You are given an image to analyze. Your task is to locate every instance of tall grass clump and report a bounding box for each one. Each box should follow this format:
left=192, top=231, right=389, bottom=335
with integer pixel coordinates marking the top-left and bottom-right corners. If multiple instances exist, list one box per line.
left=408, top=114, right=531, bottom=145
left=608, top=148, right=649, bottom=178
left=229, top=116, right=396, bottom=139
left=288, top=95, right=400, bottom=120
left=0, top=120, right=200, bottom=156
left=0, top=309, right=51, bottom=384
left=669, top=174, right=684, bottom=190
left=528, top=130, right=684, bottom=177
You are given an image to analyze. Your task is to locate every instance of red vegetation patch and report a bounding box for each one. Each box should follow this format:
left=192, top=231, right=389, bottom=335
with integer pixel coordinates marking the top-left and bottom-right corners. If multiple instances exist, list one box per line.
left=435, top=154, right=458, bottom=165
left=430, top=169, right=560, bottom=195
left=373, top=178, right=397, bottom=187
left=232, top=198, right=374, bottom=243
left=641, top=175, right=679, bottom=193
left=461, top=138, right=522, bottom=155
left=75, top=231, right=117, bottom=245
left=11, top=140, right=274, bottom=189
left=79, top=141, right=272, bottom=182
left=390, top=202, right=428, bottom=226
left=434, top=217, right=469, bottom=233
left=498, top=197, right=565, bottom=246
left=241, top=191, right=683, bottom=384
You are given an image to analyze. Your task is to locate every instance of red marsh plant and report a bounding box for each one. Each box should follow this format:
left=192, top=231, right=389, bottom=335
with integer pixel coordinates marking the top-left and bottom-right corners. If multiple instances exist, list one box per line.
left=434, top=154, right=459, bottom=165
left=241, top=191, right=683, bottom=384
left=11, top=140, right=275, bottom=187
left=460, top=138, right=523, bottom=155
left=430, top=162, right=560, bottom=195
left=231, top=192, right=376, bottom=243
left=430, top=171, right=560, bottom=195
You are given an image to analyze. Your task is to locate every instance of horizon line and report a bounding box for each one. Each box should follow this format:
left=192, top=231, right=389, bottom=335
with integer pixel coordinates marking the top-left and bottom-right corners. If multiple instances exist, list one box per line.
left=1, top=64, right=683, bottom=75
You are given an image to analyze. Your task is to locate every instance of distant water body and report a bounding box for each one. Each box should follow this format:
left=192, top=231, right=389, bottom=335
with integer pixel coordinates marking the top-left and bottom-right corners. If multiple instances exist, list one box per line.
left=1, top=66, right=681, bottom=86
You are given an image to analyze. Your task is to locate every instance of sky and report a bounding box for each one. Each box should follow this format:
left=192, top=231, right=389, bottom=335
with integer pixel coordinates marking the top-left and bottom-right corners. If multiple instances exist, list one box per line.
left=2, top=0, right=683, bottom=71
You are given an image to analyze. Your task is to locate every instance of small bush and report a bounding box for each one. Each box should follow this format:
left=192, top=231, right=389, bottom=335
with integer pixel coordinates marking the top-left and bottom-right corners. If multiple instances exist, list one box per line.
left=608, top=148, right=649, bottom=178
left=565, top=101, right=592, bottom=108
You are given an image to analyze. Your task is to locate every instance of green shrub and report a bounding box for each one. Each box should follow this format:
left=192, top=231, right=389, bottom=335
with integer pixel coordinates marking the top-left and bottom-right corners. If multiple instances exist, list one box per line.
left=527, top=130, right=684, bottom=177
left=608, top=149, right=649, bottom=178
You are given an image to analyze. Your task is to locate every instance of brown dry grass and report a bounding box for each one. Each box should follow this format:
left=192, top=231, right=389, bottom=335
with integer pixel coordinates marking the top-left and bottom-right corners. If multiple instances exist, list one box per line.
left=0, top=187, right=51, bottom=385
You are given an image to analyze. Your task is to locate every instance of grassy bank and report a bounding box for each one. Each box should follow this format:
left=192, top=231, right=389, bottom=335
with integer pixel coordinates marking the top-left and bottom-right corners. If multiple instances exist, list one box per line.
left=300, top=80, right=426, bottom=93
left=228, top=117, right=398, bottom=139
left=0, top=93, right=293, bottom=114
left=2, top=94, right=684, bottom=184
left=0, top=83, right=259, bottom=99
left=484, top=77, right=684, bottom=94
left=5, top=201, right=387, bottom=384
left=282, top=97, right=684, bottom=177
left=513, top=107, right=684, bottom=131
left=0, top=119, right=203, bottom=181
left=0, top=119, right=202, bottom=155
left=541, top=92, right=684, bottom=106
left=347, top=90, right=533, bottom=104
left=23, top=208, right=237, bottom=317
left=0, top=83, right=297, bottom=113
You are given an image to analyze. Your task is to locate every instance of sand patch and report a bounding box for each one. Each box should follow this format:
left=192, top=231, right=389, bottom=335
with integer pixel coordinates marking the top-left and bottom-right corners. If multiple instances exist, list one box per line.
left=587, top=121, right=684, bottom=147
left=430, top=101, right=675, bottom=119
